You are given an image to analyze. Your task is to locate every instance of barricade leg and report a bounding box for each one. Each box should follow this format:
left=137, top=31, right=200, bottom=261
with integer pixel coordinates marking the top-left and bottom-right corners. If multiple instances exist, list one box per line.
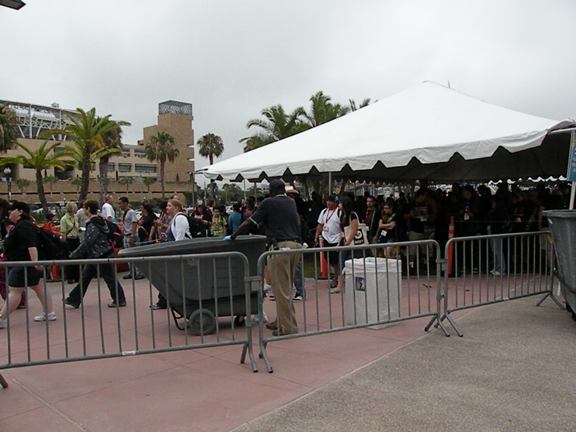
left=536, top=292, right=563, bottom=308
left=0, top=373, right=7, bottom=389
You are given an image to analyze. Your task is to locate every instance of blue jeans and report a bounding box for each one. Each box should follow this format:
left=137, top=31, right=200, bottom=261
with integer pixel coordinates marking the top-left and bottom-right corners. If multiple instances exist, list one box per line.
left=294, top=260, right=304, bottom=298
left=123, top=236, right=144, bottom=277
left=490, top=236, right=505, bottom=273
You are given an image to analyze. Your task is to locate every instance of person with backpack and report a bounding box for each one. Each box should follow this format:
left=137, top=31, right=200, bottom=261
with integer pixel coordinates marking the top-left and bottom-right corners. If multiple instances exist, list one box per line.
left=0, top=201, right=55, bottom=328
left=119, top=196, right=145, bottom=280
left=64, top=200, right=126, bottom=309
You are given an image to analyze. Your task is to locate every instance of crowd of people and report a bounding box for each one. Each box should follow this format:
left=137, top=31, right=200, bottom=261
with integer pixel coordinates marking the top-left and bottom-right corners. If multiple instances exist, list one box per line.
left=0, top=180, right=572, bottom=330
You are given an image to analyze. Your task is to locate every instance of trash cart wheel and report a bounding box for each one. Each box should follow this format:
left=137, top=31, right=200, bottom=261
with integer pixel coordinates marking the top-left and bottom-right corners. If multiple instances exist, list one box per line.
left=187, top=308, right=216, bottom=336
left=233, top=315, right=246, bottom=327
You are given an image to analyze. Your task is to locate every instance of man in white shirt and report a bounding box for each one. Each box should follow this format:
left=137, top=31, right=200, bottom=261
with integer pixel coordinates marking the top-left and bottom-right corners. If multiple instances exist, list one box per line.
left=101, top=194, right=115, bottom=221
left=314, top=195, right=343, bottom=293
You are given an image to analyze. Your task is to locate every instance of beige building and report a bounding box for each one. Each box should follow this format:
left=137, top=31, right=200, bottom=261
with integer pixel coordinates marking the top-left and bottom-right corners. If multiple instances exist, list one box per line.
left=0, top=99, right=195, bottom=204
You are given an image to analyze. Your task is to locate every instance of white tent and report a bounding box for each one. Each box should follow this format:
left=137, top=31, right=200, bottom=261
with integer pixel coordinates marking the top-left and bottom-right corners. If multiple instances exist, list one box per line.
left=200, top=82, right=574, bottom=182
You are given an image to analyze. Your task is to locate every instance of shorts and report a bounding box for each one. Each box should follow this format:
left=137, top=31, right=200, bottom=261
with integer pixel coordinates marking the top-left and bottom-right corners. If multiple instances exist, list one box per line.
left=322, top=241, right=341, bottom=266
left=8, top=266, right=43, bottom=288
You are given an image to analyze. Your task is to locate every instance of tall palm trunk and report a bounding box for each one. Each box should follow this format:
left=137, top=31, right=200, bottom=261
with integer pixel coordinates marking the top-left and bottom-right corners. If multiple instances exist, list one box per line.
left=160, top=160, right=166, bottom=199
left=79, top=143, right=93, bottom=201
left=36, top=170, right=49, bottom=214
left=98, top=156, right=110, bottom=202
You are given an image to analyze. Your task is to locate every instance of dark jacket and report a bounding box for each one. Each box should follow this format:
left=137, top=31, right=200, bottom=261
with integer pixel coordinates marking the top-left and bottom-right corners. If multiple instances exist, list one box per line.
left=70, top=216, right=112, bottom=259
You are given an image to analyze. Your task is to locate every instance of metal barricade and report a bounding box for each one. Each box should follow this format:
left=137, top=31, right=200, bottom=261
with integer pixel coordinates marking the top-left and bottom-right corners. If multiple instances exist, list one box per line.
left=441, top=231, right=562, bottom=336
left=0, top=251, right=260, bottom=374
left=257, top=240, right=447, bottom=373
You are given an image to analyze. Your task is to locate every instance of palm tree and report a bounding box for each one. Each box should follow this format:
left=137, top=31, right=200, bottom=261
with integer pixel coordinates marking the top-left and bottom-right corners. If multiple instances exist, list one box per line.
left=240, top=105, right=306, bottom=152
left=14, top=178, right=31, bottom=194
left=118, top=176, right=134, bottom=194
left=71, top=176, right=82, bottom=193
left=44, top=174, right=58, bottom=196
left=144, top=131, right=178, bottom=199
left=304, top=91, right=349, bottom=128
left=142, top=176, right=156, bottom=194
left=46, top=108, right=117, bottom=201
left=98, top=119, right=130, bottom=201
left=349, top=98, right=371, bottom=112
left=197, top=133, right=224, bottom=165
left=0, top=104, right=18, bottom=153
left=0, top=141, right=73, bottom=213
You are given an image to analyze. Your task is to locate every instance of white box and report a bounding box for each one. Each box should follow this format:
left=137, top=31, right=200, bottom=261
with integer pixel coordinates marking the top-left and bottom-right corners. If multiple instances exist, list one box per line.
left=343, top=258, right=402, bottom=326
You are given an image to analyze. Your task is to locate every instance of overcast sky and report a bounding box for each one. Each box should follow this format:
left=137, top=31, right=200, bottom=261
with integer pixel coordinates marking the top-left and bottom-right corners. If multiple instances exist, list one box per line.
left=2, top=0, right=575, bottom=174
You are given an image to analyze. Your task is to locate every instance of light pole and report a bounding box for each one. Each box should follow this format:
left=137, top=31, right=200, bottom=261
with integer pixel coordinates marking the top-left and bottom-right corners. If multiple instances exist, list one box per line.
left=3, top=167, right=12, bottom=201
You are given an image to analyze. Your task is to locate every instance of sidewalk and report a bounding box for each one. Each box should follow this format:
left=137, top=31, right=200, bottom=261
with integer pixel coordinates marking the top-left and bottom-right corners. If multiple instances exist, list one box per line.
left=0, top=281, right=436, bottom=432
left=235, top=297, right=576, bottom=432
left=2, top=288, right=573, bottom=431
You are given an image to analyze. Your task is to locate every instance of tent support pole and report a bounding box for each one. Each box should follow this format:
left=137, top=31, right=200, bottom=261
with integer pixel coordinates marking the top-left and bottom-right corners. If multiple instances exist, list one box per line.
left=328, top=172, right=332, bottom=196
left=243, top=179, right=247, bottom=201
left=570, top=131, right=576, bottom=210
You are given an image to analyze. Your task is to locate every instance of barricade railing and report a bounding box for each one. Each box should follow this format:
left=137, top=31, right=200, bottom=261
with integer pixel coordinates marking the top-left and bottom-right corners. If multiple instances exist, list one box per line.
left=441, top=231, right=562, bottom=337
left=257, top=240, right=447, bottom=373
left=0, top=251, right=260, bottom=374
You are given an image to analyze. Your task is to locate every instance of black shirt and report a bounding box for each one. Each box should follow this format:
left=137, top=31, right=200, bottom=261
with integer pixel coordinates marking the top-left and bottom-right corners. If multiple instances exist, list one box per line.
left=250, top=194, right=301, bottom=243
left=4, top=219, right=38, bottom=261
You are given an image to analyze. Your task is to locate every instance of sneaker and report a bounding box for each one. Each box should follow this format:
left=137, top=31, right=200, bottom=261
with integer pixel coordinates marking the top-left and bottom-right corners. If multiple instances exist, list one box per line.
left=122, top=274, right=133, bottom=280
left=330, top=286, right=341, bottom=294
left=293, top=295, right=303, bottom=302
left=267, top=292, right=275, bottom=301
left=33, top=312, right=57, bottom=322
left=490, top=270, right=501, bottom=276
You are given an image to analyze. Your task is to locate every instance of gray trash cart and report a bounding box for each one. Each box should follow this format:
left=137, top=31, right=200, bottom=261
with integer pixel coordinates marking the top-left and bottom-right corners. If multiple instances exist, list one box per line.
left=119, top=235, right=267, bottom=334
left=544, top=210, right=576, bottom=320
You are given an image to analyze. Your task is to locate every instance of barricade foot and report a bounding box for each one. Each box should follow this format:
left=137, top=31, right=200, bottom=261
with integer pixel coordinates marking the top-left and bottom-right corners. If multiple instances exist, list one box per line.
left=536, top=292, right=564, bottom=309
left=259, top=340, right=273, bottom=373
left=0, top=373, right=8, bottom=389
left=424, top=315, right=450, bottom=337
left=443, top=313, right=463, bottom=337
left=240, top=342, right=258, bottom=373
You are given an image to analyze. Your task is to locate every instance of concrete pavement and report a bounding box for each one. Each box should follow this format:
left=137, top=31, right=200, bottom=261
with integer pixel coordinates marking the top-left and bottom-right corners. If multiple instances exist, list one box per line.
left=234, top=297, right=576, bottom=432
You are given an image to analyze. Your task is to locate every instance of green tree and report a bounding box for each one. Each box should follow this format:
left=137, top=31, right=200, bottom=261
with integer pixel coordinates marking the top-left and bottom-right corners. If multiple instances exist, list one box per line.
left=46, top=108, right=117, bottom=201
left=303, top=91, right=349, bottom=127
left=144, top=131, right=178, bottom=199
left=71, top=176, right=82, bottom=193
left=142, top=176, right=157, bottom=194
left=240, top=105, right=306, bottom=152
left=98, top=119, right=130, bottom=201
left=44, top=174, right=58, bottom=195
left=349, top=98, right=371, bottom=112
left=118, top=176, right=134, bottom=194
left=14, top=178, right=31, bottom=194
left=197, top=133, right=224, bottom=165
left=0, top=141, right=73, bottom=213
left=0, top=104, right=18, bottom=153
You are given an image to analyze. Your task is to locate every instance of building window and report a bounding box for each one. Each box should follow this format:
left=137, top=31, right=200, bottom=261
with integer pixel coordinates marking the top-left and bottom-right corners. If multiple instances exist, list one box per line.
left=135, top=164, right=157, bottom=174
left=134, top=150, right=146, bottom=158
left=118, top=163, right=132, bottom=172
left=121, top=150, right=130, bottom=158
left=107, top=163, right=116, bottom=172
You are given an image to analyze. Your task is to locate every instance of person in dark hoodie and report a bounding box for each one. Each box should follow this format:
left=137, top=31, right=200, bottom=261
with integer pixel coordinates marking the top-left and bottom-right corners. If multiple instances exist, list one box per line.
left=64, top=200, right=126, bottom=308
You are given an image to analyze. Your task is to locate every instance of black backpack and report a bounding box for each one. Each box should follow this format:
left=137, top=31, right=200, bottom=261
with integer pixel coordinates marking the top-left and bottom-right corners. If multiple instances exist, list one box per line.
left=36, top=228, right=69, bottom=260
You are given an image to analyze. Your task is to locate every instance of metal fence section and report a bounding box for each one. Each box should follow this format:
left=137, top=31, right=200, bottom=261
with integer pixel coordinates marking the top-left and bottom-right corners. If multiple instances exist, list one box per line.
left=257, top=240, right=448, bottom=373
left=0, top=251, right=260, bottom=373
left=441, top=231, right=562, bottom=337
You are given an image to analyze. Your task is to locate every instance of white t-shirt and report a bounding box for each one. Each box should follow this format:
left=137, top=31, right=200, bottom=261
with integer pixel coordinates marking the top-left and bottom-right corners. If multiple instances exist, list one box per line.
left=317, top=208, right=342, bottom=244
left=101, top=202, right=115, bottom=220
left=169, top=213, right=191, bottom=241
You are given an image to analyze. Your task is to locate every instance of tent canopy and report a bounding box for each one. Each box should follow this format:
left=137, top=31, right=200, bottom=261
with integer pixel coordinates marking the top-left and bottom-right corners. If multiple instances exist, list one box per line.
left=200, top=82, right=574, bottom=182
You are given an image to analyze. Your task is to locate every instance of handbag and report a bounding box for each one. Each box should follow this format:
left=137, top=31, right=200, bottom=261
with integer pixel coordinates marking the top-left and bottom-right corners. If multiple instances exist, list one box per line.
left=344, top=222, right=369, bottom=246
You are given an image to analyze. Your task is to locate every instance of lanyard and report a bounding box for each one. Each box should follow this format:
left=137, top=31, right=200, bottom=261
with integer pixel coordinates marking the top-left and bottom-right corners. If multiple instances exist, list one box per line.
left=325, top=209, right=337, bottom=224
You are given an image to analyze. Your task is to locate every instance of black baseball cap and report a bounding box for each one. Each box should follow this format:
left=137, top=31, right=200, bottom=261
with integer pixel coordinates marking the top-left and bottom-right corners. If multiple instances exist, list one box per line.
left=9, top=201, right=30, bottom=214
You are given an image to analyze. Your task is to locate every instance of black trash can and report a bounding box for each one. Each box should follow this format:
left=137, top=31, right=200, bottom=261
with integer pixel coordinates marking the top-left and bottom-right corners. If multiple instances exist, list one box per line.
left=119, top=235, right=267, bottom=334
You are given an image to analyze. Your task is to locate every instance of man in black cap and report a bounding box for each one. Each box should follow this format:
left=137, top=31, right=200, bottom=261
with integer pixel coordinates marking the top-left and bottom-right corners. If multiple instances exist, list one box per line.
left=226, top=179, right=301, bottom=336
